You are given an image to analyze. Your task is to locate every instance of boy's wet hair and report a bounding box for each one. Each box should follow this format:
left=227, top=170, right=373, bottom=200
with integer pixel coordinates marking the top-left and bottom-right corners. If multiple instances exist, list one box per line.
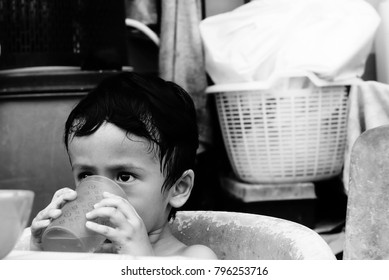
left=64, top=72, right=199, bottom=220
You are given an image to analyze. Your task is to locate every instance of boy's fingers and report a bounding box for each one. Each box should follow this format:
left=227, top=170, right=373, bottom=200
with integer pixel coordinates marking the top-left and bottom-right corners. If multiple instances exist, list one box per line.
left=34, top=206, right=61, bottom=222
left=93, top=197, right=127, bottom=211
left=52, top=187, right=76, bottom=199
left=31, top=208, right=62, bottom=231
left=85, top=221, right=116, bottom=239
left=31, top=219, right=50, bottom=229
left=49, top=189, right=77, bottom=208
left=31, top=208, right=63, bottom=235
left=48, top=208, right=62, bottom=219
left=30, top=219, right=50, bottom=237
left=29, top=188, right=76, bottom=246
left=86, top=206, right=127, bottom=226
left=95, top=193, right=139, bottom=220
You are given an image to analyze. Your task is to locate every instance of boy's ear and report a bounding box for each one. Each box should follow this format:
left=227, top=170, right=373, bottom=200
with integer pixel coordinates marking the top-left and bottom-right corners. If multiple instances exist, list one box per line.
left=168, top=169, right=194, bottom=208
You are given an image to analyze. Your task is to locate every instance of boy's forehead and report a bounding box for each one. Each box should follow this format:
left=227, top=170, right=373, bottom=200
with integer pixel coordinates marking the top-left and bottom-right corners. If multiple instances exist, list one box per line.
left=67, top=123, right=161, bottom=163
left=124, top=133, right=160, bottom=161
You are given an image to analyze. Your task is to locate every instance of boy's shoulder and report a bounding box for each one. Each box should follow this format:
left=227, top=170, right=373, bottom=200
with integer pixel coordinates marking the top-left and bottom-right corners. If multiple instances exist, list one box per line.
left=154, top=231, right=218, bottom=259
left=180, top=244, right=218, bottom=260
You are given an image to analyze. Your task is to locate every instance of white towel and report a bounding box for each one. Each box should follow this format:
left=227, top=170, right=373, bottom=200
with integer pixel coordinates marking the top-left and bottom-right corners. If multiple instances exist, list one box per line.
left=159, top=0, right=213, bottom=148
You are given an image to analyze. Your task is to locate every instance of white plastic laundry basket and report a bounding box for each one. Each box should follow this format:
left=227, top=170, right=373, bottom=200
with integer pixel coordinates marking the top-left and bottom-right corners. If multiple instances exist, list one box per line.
left=207, top=76, right=349, bottom=183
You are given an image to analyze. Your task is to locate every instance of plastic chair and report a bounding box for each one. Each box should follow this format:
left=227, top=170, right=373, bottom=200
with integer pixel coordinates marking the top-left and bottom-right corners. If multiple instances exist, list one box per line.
left=171, top=211, right=335, bottom=260
left=344, top=125, right=389, bottom=259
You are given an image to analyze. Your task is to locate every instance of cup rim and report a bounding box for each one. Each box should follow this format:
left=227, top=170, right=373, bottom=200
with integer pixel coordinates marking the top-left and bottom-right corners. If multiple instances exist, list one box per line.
left=0, top=189, right=35, bottom=199
left=80, top=175, right=120, bottom=185
left=77, top=175, right=127, bottom=199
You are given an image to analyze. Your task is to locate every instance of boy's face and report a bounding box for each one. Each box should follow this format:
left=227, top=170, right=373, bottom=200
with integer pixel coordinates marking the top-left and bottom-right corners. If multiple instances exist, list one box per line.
left=67, top=122, right=171, bottom=233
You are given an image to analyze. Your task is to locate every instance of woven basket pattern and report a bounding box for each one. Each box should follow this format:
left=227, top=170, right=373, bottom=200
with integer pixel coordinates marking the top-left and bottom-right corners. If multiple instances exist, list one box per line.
left=215, top=85, right=349, bottom=183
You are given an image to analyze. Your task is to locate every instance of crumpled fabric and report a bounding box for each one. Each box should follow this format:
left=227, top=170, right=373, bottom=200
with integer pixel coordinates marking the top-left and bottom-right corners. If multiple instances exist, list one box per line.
left=200, top=0, right=380, bottom=85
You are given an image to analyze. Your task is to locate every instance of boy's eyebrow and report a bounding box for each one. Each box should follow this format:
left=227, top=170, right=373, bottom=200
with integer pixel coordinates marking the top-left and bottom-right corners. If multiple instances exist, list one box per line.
left=71, top=163, right=95, bottom=171
left=71, top=162, right=146, bottom=171
left=109, top=163, right=146, bottom=171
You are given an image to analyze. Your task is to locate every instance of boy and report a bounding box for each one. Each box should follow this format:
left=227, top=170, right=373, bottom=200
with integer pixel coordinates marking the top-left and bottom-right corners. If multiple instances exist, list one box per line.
left=30, top=72, right=217, bottom=259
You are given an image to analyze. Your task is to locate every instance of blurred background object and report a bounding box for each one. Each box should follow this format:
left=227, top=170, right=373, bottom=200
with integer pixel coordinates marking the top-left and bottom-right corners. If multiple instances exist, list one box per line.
left=0, top=0, right=128, bottom=70
left=0, top=190, right=34, bottom=259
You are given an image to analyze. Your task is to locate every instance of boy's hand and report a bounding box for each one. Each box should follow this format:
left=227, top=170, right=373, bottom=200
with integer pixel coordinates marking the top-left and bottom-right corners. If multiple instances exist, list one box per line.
left=30, top=187, right=77, bottom=250
left=85, top=192, right=154, bottom=256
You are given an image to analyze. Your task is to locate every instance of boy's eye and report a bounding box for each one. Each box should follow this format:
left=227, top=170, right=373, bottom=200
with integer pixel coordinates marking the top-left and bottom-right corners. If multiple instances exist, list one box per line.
left=117, top=173, right=135, bottom=183
left=78, top=172, right=92, bottom=180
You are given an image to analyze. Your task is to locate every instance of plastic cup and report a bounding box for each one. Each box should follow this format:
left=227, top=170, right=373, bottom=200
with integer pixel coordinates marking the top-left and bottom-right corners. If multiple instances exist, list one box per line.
left=41, top=175, right=127, bottom=253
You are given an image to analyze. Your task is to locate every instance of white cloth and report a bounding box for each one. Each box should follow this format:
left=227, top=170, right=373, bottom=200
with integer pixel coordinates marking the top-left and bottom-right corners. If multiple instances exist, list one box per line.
left=200, top=0, right=380, bottom=85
